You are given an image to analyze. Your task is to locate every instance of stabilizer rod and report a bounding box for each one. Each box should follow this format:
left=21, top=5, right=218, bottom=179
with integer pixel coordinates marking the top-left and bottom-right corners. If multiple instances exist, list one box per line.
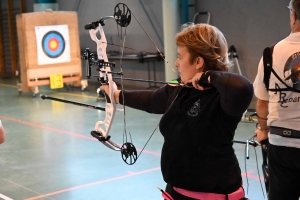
left=40, top=94, right=105, bottom=111
left=233, top=140, right=259, bottom=159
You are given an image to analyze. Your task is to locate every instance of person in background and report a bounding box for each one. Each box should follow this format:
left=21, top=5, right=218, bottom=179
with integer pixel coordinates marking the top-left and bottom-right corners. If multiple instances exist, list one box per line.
left=101, top=23, right=253, bottom=200
left=0, top=120, right=5, bottom=144
left=253, top=0, right=300, bottom=199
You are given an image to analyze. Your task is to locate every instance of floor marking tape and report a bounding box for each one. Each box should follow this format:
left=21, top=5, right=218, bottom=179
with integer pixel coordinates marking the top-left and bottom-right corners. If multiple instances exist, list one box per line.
left=25, top=167, right=161, bottom=200
left=0, top=193, right=13, bottom=200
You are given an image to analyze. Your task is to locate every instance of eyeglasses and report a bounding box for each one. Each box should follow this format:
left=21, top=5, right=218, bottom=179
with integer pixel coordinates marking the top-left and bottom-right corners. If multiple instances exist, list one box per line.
left=287, top=5, right=294, bottom=12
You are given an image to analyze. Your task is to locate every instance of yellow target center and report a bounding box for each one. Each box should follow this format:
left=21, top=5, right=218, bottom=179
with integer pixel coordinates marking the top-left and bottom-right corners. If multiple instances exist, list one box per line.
left=50, top=41, right=58, bottom=49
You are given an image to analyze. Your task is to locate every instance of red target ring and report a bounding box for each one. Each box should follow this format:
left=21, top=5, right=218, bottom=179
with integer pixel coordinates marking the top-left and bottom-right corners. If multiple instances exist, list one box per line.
left=48, top=38, right=60, bottom=52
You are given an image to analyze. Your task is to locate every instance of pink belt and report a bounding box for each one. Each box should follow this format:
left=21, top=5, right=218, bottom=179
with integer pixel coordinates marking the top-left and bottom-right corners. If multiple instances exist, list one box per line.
left=173, top=186, right=245, bottom=200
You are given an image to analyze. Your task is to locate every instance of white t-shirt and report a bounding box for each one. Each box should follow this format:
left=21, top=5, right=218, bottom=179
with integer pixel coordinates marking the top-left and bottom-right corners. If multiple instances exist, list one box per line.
left=253, top=32, right=300, bottom=148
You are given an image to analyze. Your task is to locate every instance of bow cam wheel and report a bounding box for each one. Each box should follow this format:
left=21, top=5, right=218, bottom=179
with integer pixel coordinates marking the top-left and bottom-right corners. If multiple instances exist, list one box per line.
left=121, top=142, right=137, bottom=165
left=114, top=3, right=131, bottom=27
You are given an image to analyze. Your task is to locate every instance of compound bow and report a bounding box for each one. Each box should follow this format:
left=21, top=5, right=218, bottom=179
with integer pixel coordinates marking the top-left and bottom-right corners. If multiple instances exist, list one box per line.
left=81, top=4, right=137, bottom=165
left=81, top=3, right=175, bottom=165
left=41, top=3, right=181, bottom=165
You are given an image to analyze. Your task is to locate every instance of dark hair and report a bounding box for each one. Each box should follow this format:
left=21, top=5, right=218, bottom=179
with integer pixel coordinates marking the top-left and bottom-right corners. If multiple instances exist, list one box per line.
left=176, top=23, right=230, bottom=72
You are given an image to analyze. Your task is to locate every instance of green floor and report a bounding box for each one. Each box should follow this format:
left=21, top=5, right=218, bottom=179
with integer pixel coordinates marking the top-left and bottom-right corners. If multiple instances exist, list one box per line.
left=0, top=78, right=266, bottom=200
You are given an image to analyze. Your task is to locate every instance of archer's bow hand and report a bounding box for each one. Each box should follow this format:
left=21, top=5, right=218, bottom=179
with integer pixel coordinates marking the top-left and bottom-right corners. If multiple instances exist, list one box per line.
left=100, top=82, right=119, bottom=102
left=255, top=127, right=269, bottom=144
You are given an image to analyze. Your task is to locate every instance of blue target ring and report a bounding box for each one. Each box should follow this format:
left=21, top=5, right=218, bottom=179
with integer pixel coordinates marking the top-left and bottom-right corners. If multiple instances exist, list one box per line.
left=42, top=31, right=65, bottom=58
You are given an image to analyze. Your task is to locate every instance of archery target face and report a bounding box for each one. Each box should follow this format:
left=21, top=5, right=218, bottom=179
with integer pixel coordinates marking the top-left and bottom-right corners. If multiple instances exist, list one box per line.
left=42, top=31, right=65, bottom=58
left=35, top=25, right=71, bottom=65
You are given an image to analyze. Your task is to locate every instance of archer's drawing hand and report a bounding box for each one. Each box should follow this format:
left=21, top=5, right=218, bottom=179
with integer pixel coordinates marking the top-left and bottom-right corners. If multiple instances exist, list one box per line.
left=187, top=72, right=205, bottom=90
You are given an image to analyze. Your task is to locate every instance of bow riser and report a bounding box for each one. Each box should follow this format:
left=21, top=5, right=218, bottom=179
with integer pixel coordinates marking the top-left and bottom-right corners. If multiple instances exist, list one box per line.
left=94, top=101, right=115, bottom=139
left=89, top=24, right=117, bottom=142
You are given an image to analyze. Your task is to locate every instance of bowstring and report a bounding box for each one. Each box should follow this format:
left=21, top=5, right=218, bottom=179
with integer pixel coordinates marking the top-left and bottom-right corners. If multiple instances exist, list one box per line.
left=127, top=8, right=182, bottom=158
left=130, top=11, right=178, bottom=76
left=117, top=23, right=133, bottom=146
left=103, top=41, right=157, bottom=55
left=244, top=146, right=249, bottom=194
left=244, top=134, right=266, bottom=198
left=136, top=92, right=180, bottom=159
left=253, top=145, right=266, bottom=199
left=249, top=134, right=266, bottom=199
left=115, top=5, right=180, bottom=161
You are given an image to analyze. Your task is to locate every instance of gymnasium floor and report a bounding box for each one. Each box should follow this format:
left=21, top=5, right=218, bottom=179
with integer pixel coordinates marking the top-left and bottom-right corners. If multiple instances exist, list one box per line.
left=0, top=78, right=267, bottom=200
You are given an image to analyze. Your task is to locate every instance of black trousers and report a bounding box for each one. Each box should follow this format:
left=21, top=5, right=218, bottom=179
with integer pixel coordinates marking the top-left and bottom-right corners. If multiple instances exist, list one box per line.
left=268, top=143, right=300, bottom=200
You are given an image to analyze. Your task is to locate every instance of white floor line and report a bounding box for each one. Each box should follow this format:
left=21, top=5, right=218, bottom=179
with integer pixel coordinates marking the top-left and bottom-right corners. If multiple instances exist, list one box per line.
left=0, top=193, right=13, bottom=200
left=0, top=177, right=54, bottom=200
